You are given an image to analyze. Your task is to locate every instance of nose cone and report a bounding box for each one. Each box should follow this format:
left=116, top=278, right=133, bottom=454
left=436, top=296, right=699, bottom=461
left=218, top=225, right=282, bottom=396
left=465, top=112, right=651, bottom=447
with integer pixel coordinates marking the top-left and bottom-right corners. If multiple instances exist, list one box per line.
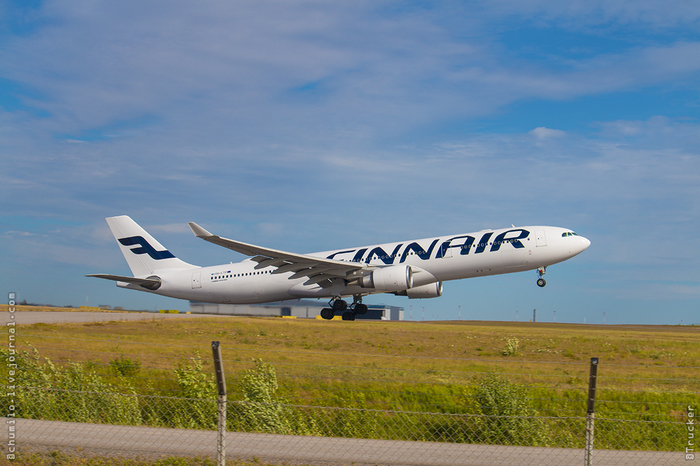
left=576, top=236, right=591, bottom=255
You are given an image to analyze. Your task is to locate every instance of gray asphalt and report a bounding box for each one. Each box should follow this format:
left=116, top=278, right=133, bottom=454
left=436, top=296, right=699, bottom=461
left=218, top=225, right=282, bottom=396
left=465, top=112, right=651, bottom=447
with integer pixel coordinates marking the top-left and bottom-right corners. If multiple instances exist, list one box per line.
left=7, top=310, right=217, bottom=325
left=14, top=419, right=684, bottom=466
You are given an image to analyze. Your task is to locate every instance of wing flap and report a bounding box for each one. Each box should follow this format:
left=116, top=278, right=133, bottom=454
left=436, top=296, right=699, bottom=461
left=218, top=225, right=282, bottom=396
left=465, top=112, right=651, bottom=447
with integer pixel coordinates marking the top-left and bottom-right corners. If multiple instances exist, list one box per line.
left=253, top=259, right=289, bottom=269
left=304, top=274, right=333, bottom=286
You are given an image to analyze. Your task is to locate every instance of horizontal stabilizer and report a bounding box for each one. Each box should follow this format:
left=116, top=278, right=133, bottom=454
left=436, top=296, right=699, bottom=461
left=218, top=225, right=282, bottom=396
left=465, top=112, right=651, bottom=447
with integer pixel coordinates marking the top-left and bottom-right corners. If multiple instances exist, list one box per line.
left=87, top=274, right=161, bottom=290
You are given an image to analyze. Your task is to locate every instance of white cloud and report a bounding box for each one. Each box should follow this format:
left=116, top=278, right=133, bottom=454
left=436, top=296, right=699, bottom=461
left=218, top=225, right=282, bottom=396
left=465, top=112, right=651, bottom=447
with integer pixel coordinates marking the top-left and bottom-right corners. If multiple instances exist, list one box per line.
left=2, top=2, right=700, bottom=143
left=485, top=0, right=700, bottom=29
left=529, top=127, right=566, bottom=139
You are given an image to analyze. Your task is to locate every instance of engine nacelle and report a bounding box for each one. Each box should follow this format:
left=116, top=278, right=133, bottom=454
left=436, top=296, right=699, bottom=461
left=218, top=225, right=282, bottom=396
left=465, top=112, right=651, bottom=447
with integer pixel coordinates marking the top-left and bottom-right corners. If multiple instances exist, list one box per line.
left=360, top=265, right=413, bottom=292
left=405, top=282, right=442, bottom=299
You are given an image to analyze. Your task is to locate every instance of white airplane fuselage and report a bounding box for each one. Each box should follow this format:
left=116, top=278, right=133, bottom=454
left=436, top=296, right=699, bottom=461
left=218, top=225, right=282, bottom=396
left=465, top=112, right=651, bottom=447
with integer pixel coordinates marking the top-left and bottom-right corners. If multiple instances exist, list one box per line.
left=104, top=223, right=590, bottom=305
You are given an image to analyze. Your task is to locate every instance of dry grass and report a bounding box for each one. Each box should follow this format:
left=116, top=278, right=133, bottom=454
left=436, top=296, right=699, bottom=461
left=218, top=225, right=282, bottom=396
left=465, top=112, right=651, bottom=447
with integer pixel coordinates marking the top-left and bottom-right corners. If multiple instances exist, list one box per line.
left=0, top=304, right=131, bottom=313
left=4, top=308, right=698, bottom=395
left=5, top=450, right=299, bottom=466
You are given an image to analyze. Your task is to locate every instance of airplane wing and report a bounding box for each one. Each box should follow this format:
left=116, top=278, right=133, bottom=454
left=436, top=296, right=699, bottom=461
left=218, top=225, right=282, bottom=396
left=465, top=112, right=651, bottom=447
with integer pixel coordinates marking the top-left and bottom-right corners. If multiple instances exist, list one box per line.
left=188, top=222, right=368, bottom=286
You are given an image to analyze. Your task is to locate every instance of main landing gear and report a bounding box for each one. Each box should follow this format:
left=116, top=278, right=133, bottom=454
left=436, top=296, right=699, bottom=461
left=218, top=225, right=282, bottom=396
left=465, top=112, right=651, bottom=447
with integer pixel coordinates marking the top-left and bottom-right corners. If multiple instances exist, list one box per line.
left=320, top=296, right=368, bottom=321
left=536, top=266, right=547, bottom=287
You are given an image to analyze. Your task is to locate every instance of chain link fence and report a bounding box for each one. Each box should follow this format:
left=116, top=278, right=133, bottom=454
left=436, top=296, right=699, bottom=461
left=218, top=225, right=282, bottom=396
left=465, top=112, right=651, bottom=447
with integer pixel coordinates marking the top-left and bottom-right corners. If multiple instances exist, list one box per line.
left=3, top=358, right=693, bottom=465
left=8, top=387, right=689, bottom=465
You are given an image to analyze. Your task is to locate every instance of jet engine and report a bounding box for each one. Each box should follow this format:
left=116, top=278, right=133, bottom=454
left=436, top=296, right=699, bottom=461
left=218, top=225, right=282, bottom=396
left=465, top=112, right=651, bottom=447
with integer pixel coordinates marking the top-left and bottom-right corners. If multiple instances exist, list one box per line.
left=405, top=281, right=442, bottom=299
left=360, top=265, right=413, bottom=292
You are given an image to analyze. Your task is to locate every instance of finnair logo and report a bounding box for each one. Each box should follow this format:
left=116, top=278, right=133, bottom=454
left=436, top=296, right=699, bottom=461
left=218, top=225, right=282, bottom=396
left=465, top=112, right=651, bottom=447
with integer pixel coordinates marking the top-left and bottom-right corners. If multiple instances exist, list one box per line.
left=326, top=229, right=531, bottom=264
left=119, top=236, right=175, bottom=260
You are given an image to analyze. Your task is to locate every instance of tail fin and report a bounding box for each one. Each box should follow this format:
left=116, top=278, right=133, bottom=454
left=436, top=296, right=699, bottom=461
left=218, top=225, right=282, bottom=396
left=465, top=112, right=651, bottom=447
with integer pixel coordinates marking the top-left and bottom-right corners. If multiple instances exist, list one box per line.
left=105, top=215, right=197, bottom=276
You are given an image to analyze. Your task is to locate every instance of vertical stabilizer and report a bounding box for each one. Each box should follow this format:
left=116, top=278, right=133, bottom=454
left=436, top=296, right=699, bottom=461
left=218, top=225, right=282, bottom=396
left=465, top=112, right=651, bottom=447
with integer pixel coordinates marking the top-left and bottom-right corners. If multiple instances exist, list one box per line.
left=105, top=216, right=196, bottom=276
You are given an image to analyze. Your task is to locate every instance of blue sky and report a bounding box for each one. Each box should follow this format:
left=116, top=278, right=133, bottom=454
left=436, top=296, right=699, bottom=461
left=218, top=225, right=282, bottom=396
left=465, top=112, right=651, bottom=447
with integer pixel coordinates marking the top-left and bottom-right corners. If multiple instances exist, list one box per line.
left=1, top=1, right=698, bottom=324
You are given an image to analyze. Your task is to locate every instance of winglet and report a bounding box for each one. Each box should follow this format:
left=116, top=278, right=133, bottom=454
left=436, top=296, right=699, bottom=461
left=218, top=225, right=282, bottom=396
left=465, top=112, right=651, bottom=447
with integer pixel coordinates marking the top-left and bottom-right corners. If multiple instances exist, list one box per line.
left=188, top=222, right=213, bottom=238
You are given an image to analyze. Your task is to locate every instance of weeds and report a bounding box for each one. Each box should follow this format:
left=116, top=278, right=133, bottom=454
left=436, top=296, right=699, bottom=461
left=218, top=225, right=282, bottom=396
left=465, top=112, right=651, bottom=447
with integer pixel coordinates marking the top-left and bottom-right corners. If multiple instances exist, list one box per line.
left=501, top=338, right=519, bottom=356
left=238, top=358, right=292, bottom=434
left=475, top=372, right=550, bottom=446
left=9, top=451, right=287, bottom=466
left=110, top=355, right=142, bottom=377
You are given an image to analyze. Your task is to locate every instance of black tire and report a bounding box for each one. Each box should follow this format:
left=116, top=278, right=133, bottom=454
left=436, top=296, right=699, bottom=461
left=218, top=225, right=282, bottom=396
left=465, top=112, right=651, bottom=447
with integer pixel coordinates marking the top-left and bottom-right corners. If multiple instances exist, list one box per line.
left=320, top=308, right=334, bottom=320
left=332, top=299, right=348, bottom=312
left=354, top=303, right=368, bottom=315
left=537, top=278, right=546, bottom=287
left=342, top=311, right=356, bottom=321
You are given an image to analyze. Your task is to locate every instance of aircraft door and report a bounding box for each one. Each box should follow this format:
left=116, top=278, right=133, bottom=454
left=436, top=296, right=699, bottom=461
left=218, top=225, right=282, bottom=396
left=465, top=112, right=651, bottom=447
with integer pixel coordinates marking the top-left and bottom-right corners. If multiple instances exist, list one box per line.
left=441, top=244, right=453, bottom=258
left=535, top=230, right=547, bottom=247
left=191, top=271, right=202, bottom=289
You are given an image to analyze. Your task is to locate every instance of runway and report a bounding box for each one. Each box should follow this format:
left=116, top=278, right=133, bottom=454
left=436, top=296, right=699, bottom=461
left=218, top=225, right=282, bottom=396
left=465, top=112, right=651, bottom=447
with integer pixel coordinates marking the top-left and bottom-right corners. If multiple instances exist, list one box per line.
left=13, top=419, right=683, bottom=466
left=5, top=310, right=217, bottom=325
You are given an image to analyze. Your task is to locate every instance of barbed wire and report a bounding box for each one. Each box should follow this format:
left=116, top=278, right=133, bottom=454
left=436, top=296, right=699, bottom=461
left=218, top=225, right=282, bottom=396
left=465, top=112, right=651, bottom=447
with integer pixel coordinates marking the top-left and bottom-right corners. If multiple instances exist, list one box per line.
left=595, top=416, right=685, bottom=425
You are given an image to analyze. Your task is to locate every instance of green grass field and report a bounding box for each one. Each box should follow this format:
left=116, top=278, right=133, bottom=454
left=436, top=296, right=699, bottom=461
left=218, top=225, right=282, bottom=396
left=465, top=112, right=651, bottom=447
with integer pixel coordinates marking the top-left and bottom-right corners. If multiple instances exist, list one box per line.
left=5, top=307, right=698, bottom=407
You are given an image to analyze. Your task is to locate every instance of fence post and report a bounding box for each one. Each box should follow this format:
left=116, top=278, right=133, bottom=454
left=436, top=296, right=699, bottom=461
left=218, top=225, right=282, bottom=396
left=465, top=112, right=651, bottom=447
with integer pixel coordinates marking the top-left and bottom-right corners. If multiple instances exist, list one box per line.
left=212, top=341, right=227, bottom=466
left=584, top=357, right=599, bottom=466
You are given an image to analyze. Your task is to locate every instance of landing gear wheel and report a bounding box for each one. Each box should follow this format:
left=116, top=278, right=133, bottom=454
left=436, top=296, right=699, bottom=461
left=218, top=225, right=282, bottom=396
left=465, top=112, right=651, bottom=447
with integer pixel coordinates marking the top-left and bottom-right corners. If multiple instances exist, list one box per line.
left=342, top=311, right=356, bottom=321
left=536, top=266, right=547, bottom=288
left=332, top=299, right=348, bottom=312
left=320, top=308, right=334, bottom=320
left=354, top=303, right=368, bottom=315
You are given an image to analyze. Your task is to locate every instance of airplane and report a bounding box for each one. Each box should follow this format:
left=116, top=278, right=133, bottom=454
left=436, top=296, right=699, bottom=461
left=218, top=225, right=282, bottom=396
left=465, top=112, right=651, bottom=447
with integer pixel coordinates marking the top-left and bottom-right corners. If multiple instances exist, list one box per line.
left=88, top=216, right=590, bottom=320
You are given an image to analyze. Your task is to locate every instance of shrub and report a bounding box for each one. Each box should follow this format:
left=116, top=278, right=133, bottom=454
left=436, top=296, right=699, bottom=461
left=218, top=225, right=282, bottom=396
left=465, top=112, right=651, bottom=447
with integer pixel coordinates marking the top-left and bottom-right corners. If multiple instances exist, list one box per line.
left=3, top=348, right=140, bottom=425
left=110, top=354, right=142, bottom=377
left=501, top=338, right=519, bottom=356
left=174, top=354, right=216, bottom=400
left=474, top=372, right=550, bottom=446
left=238, top=359, right=293, bottom=434
left=163, top=354, right=217, bottom=429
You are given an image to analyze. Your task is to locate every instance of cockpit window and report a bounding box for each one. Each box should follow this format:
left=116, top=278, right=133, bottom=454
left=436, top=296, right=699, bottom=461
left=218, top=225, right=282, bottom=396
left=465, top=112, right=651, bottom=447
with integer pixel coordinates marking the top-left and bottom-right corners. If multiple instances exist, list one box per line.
left=562, top=231, right=580, bottom=237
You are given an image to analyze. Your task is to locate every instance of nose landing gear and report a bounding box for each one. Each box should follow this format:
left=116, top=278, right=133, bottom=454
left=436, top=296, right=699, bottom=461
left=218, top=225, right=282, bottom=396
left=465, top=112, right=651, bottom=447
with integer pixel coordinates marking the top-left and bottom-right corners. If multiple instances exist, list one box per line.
left=536, top=266, right=547, bottom=287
